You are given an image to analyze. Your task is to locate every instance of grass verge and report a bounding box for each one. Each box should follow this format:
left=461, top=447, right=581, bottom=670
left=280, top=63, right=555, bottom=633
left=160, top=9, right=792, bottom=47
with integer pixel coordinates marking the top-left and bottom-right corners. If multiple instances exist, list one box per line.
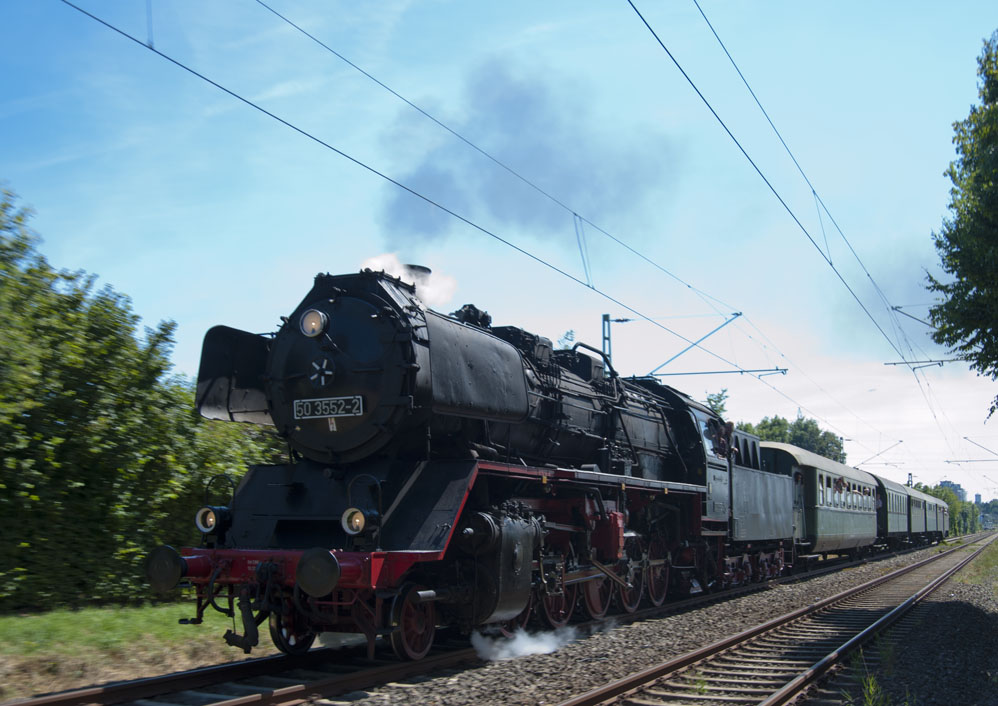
left=0, top=602, right=277, bottom=701
left=954, top=539, right=998, bottom=586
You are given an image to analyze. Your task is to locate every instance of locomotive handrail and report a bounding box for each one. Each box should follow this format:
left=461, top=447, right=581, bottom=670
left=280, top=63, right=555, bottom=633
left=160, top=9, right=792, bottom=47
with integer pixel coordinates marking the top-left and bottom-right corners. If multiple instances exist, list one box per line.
left=572, top=340, right=620, bottom=380
left=202, top=473, right=237, bottom=505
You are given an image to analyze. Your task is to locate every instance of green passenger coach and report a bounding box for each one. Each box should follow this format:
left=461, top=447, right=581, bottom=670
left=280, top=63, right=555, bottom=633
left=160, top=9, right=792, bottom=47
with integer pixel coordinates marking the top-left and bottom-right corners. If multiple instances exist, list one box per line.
left=760, top=442, right=878, bottom=557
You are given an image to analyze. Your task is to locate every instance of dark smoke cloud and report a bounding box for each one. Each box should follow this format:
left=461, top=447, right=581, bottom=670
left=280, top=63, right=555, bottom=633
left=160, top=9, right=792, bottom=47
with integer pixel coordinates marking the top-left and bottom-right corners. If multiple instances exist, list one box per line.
left=380, top=59, right=676, bottom=245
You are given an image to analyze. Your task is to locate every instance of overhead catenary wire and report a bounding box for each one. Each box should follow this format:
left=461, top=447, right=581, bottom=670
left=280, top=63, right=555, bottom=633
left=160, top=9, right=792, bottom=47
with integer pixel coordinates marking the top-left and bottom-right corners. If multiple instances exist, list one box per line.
left=689, top=0, right=961, bottom=449
left=626, top=0, right=909, bottom=364
left=59, top=0, right=923, bottom=463
left=666, top=0, right=963, bottom=463
left=56, top=0, right=770, bottom=380
left=692, top=0, right=920, bottom=364
left=251, top=0, right=739, bottom=318
left=250, top=0, right=893, bottom=450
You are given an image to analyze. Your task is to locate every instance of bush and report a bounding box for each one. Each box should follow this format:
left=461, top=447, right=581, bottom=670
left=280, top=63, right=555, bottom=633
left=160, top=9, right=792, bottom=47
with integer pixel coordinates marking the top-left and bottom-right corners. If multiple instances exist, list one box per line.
left=0, top=187, right=282, bottom=610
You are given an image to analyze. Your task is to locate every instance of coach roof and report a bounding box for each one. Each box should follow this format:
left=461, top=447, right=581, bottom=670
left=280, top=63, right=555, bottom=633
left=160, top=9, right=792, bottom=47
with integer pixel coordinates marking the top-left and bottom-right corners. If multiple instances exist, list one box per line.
left=760, top=441, right=878, bottom=486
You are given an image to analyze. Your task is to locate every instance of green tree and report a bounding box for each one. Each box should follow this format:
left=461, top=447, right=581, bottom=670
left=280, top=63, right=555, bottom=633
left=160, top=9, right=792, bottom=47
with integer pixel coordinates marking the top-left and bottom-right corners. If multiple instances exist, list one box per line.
left=0, top=188, right=283, bottom=609
left=917, top=483, right=981, bottom=535
left=738, top=414, right=845, bottom=463
left=739, top=415, right=790, bottom=442
left=927, top=31, right=998, bottom=418
left=704, top=389, right=728, bottom=417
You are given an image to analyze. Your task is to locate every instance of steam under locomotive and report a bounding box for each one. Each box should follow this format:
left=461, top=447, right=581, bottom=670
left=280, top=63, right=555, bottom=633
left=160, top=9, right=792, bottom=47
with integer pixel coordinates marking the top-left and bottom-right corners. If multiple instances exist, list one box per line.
left=145, top=268, right=945, bottom=659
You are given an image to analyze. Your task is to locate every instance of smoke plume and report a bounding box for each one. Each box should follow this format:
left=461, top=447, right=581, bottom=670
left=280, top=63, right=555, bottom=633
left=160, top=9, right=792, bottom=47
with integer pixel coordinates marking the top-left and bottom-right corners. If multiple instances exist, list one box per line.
left=360, top=252, right=457, bottom=308
left=380, top=59, right=674, bottom=245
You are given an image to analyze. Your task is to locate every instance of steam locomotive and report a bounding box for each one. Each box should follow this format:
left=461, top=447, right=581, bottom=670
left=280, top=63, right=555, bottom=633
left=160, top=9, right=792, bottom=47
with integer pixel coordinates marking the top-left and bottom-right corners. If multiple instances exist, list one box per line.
left=145, top=267, right=946, bottom=659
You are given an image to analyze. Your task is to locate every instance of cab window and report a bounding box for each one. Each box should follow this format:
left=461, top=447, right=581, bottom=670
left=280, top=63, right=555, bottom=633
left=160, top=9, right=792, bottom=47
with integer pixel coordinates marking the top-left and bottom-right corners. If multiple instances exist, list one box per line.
left=694, top=411, right=723, bottom=458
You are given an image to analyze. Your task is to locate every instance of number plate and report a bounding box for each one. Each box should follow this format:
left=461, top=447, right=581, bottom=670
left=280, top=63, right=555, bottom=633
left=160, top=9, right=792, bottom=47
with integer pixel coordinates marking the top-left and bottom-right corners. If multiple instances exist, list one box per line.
left=293, top=396, right=364, bottom=419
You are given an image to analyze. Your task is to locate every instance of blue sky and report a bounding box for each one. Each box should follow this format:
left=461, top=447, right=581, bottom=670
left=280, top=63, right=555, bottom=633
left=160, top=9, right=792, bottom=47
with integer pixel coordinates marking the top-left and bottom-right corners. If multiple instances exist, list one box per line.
left=3, top=1, right=997, bottom=499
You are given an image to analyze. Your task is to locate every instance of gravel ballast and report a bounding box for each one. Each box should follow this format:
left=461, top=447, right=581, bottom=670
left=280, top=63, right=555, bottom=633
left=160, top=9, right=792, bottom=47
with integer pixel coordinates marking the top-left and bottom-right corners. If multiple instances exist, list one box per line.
left=333, top=546, right=993, bottom=706
left=808, top=546, right=998, bottom=706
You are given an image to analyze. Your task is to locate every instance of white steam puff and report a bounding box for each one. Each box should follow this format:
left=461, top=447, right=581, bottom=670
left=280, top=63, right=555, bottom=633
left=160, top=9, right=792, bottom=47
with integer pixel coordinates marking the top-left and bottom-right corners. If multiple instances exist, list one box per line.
left=360, top=253, right=457, bottom=308
left=470, top=626, right=579, bottom=661
left=317, top=632, right=367, bottom=649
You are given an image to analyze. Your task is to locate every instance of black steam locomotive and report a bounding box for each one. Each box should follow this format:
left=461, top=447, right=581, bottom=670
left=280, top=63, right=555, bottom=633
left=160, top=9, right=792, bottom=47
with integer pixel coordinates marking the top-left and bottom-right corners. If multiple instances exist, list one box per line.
left=143, top=268, right=821, bottom=658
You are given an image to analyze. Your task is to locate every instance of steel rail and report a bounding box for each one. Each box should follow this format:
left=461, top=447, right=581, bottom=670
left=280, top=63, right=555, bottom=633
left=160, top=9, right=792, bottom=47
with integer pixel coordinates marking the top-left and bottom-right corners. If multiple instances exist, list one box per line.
left=3, top=651, right=328, bottom=706
left=760, top=535, right=996, bottom=706
left=2, top=643, right=477, bottom=706
left=555, top=534, right=992, bottom=706
left=184, top=647, right=479, bottom=706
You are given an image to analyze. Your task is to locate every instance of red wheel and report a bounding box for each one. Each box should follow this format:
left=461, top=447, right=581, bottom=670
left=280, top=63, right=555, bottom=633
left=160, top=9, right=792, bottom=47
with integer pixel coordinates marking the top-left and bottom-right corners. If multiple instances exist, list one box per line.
left=498, top=592, right=533, bottom=637
left=645, top=538, right=670, bottom=607
left=390, top=585, right=436, bottom=660
left=582, top=576, right=612, bottom=619
left=615, top=549, right=644, bottom=614
left=538, top=583, right=577, bottom=629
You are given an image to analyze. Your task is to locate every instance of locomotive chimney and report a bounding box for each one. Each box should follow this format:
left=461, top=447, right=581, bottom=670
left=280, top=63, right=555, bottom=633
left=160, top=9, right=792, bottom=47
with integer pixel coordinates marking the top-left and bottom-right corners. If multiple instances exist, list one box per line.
left=403, top=264, right=431, bottom=278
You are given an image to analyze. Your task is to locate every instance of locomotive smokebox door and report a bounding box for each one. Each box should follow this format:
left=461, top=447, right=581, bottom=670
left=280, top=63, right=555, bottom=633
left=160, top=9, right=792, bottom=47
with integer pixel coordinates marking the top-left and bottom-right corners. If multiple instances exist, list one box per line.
left=196, top=325, right=273, bottom=425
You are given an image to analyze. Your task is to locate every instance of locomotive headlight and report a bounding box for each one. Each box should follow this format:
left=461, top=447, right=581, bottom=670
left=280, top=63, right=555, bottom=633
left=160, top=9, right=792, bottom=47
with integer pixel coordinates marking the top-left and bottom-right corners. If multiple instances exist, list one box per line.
left=341, top=507, right=373, bottom=536
left=300, top=309, right=328, bottom=338
left=195, top=505, right=230, bottom=534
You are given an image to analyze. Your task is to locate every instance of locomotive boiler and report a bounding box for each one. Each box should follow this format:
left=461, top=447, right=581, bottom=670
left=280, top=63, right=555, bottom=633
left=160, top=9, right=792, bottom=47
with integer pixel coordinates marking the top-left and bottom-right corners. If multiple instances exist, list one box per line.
left=146, top=268, right=792, bottom=659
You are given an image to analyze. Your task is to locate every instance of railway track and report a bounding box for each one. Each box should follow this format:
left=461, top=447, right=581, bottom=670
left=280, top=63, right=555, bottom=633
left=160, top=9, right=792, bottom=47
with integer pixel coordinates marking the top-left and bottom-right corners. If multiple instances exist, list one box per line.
left=556, top=535, right=994, bottom=706
left=8, top=636, right=480, bottom=706
left=5, top=538, right=978, bottom=706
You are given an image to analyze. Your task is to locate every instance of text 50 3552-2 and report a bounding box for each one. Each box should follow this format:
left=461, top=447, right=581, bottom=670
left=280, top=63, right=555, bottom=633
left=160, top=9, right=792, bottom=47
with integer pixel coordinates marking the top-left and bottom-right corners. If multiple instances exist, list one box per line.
left=293, top=396, right=364, bottom=419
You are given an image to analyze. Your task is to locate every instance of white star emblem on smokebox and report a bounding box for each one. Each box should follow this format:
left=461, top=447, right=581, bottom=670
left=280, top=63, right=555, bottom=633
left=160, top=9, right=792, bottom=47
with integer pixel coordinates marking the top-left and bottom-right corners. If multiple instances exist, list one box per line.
left=309, top=356, right=335, bottom=388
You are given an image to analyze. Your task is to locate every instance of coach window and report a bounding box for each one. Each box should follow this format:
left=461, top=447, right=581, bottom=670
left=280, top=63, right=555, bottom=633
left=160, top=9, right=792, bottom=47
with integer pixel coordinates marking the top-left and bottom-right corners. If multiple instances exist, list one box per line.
left=818, top=474, right=824, bottom=504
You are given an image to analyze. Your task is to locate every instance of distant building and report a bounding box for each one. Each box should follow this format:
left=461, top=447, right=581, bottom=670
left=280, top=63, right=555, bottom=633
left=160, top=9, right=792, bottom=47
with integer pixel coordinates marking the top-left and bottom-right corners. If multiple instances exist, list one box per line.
left=940, top=480, right=967, bottom=501
left=976, top=493, right=982, bottom=505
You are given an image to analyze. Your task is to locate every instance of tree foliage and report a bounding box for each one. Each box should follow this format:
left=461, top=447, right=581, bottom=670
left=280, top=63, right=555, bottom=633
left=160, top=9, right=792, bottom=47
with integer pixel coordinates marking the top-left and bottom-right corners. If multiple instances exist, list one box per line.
left=0, top=188, right=283, bottom=610
left=915, top=483, right=981, bottom=535
left=556, top=329, right=575, bottom=350
left=704, top=388, right=728, bottom=417
left=927, top=31, right=998, bottom=418
left=738, top=414, right=846, bottom=463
